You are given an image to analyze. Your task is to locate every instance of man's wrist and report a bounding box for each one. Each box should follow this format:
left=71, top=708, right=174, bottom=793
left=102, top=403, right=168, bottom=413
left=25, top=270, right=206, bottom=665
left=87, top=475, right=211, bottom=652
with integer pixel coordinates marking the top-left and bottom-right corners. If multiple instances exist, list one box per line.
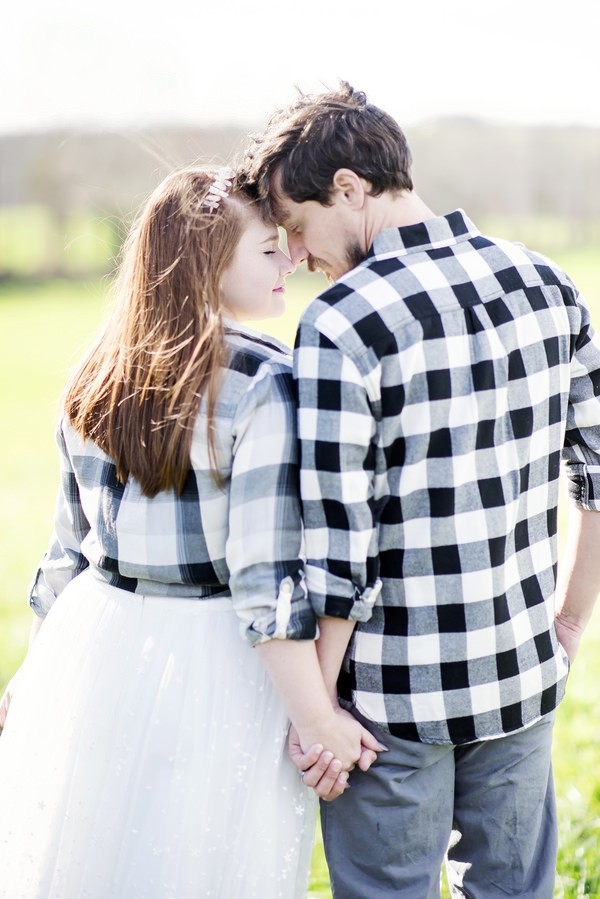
left=556, top=608, right=587, bottom=634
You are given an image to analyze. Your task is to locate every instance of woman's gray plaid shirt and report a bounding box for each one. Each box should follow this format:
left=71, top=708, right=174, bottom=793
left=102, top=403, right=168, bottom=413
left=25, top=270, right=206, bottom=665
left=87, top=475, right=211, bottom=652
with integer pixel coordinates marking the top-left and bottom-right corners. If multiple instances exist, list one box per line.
left=294, top=209, right=600, bottom=744
left=30, top=323, right=316, bottom=647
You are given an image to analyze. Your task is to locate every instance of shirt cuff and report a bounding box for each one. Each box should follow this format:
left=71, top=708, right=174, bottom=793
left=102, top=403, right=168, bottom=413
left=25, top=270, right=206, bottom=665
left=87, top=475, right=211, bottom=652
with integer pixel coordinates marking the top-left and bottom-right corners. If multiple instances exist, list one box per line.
left=565, top=462, right=600, bottom=511
left=238, top=575, right=318, bottom=646
left=28, top=567, right=59, bottom=617
left=306, top=565, right=382, bottom=621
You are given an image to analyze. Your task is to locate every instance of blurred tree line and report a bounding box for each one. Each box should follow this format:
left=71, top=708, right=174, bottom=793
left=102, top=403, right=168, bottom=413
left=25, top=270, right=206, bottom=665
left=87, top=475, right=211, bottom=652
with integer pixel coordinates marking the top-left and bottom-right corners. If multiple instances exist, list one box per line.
left=0, top=119, right=598, bottom=280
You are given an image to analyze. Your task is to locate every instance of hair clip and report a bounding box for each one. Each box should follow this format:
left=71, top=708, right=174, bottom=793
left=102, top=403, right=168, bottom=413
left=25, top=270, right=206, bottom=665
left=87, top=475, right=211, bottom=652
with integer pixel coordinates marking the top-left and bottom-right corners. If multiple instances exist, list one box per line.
left=203, top=167, right=235, bottom=211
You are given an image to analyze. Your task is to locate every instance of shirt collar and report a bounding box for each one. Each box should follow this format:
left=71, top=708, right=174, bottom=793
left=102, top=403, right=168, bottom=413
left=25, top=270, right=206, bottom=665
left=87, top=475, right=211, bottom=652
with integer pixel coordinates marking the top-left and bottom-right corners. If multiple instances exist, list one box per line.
left=222, top=316, right=292, bottom=357
left=367, top=209, right=480, bottom=261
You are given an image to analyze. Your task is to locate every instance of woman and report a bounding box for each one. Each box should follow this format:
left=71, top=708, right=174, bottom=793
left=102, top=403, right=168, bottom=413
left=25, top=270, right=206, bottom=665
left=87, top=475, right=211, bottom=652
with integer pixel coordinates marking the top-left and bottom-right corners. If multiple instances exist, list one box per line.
left=0, top=168, right=379, bottom=898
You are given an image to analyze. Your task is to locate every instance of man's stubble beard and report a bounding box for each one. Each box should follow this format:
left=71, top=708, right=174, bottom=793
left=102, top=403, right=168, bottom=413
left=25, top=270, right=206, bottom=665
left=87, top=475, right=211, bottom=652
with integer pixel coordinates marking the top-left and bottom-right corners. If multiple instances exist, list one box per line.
left=307, top=241, right=366, bottom=282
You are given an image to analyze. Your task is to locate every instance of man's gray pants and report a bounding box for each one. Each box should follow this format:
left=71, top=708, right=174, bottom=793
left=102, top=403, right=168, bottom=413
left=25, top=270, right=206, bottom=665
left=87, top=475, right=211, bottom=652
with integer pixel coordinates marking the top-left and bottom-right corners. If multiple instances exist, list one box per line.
left=320, top=710, right=557, bottom=898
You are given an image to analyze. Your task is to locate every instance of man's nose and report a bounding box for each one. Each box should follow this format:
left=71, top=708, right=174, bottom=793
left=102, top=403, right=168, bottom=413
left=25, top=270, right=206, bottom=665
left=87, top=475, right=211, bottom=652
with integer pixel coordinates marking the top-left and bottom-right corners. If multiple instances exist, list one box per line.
left=287, top=233, right=308, bottom=266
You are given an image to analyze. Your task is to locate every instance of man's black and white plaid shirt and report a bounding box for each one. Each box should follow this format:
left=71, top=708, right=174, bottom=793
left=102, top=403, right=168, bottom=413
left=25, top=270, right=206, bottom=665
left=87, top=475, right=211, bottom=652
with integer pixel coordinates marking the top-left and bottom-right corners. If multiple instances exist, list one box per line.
left=294, top=209, right=600, bottom=744
left=30, top=322, right=316, bottom=647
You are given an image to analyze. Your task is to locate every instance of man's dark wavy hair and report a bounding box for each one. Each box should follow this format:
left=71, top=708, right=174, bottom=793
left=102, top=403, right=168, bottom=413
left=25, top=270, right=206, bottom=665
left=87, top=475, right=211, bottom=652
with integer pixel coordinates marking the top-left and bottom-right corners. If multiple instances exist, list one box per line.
left=239, top=81, right=414, bottom=219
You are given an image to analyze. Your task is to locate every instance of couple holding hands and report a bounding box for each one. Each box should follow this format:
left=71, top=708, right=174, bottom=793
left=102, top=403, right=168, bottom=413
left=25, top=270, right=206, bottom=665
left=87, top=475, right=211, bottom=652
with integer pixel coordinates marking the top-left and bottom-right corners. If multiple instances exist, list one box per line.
left=1, top=82, right=599, bottom=899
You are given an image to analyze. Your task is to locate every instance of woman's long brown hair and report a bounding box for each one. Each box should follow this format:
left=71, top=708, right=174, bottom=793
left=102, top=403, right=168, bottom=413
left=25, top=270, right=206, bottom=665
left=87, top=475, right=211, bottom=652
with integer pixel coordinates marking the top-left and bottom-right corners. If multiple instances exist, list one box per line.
left=64, top=168, right=248, bottom=497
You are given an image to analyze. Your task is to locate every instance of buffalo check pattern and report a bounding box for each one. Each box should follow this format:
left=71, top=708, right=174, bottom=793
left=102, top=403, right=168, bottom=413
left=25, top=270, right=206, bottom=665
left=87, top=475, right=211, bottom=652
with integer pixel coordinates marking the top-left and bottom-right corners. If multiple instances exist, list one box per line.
left=30, top=322, right=316, bottom=646
left=294, top=209, right=600, bottom=744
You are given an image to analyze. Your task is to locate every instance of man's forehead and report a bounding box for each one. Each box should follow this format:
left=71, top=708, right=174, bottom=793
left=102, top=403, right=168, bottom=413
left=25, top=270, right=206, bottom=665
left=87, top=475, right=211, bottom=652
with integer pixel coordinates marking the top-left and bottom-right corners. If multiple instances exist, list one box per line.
left=270, top=172, right=294, bottom=224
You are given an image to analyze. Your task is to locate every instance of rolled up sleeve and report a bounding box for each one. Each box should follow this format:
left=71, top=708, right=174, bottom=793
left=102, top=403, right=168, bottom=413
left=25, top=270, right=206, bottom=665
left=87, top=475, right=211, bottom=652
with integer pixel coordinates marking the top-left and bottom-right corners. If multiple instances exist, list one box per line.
left=563, top=295, right=600, bottom=511
left=226, top=363, right=317, bottom=645
left=294, top=321, right=382, bottom=622
left=29, top=421, right=91, bottom=616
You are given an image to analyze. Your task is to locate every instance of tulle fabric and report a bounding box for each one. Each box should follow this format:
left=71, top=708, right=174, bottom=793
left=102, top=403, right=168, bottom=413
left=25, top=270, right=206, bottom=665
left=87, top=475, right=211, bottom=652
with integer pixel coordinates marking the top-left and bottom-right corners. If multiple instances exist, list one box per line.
left=0, top=572, right=317, bottom=899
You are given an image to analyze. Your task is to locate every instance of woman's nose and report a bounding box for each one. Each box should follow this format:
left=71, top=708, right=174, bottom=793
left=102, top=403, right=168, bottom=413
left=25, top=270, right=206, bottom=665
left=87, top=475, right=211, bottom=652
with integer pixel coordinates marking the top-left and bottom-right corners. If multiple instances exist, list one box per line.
left=279, top=251, right=295, bottom=277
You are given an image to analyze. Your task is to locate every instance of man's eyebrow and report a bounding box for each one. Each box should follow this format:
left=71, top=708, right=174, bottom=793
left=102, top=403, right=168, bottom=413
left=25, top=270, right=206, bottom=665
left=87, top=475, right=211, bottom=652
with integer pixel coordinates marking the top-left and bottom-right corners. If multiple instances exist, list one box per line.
left=279, top=216, right=297, bottom=232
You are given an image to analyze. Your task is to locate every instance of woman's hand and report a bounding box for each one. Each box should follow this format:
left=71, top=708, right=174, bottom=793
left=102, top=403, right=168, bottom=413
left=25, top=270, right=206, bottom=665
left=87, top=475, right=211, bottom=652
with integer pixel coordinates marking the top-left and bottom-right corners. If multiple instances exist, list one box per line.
left=0, top=668, right=22, bottom=730
left=288, top=728, right=350, bottom=801
left=256, top=637, right=385, bottom=799
left=0, top=615, right=42, bottom=732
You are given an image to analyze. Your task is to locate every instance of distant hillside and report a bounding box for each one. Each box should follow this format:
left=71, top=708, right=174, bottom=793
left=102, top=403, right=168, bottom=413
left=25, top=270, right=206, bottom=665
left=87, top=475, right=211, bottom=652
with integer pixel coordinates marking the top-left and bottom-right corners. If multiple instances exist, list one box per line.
left=0, top=126, right=249, bottom=215
left=408, top=118, right=600, bottom=229
left=2, top=119, right=599, bottom=215
left=0, top=119, right=598, bottom=277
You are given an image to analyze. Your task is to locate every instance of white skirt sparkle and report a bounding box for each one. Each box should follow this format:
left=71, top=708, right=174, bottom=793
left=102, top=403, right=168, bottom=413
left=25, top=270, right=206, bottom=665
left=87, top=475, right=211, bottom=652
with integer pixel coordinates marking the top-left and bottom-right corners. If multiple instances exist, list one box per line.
left=0, top=572, right=317, bottom=899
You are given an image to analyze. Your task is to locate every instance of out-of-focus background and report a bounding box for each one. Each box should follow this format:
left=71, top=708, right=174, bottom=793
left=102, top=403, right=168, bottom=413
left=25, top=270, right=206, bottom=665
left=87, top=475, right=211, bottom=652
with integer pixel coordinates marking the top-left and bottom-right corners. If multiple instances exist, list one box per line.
left=1, top=1, right=599, bottom=894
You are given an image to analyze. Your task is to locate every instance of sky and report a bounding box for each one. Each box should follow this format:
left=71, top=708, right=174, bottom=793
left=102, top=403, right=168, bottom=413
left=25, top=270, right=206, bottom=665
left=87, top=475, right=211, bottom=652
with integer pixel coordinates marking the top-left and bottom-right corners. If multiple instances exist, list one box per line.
left=2, top=0, right=600, bottom=135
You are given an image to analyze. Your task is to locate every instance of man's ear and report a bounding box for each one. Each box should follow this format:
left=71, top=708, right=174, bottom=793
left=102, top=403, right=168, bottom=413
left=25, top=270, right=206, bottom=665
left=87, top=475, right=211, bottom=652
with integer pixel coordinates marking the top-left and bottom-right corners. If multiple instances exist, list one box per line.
left=331, top=169, right=369, bottom=209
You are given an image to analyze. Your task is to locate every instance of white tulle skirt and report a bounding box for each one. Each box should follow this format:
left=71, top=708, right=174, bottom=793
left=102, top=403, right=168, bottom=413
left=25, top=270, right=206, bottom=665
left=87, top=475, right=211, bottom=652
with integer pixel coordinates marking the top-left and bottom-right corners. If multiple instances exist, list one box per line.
left=0, top=572, right=317, bottom=899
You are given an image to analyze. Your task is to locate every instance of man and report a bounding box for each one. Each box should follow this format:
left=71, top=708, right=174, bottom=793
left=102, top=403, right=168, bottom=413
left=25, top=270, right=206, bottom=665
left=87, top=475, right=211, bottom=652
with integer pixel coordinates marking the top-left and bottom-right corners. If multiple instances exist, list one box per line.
left=240, top=83, right=600, bottom=897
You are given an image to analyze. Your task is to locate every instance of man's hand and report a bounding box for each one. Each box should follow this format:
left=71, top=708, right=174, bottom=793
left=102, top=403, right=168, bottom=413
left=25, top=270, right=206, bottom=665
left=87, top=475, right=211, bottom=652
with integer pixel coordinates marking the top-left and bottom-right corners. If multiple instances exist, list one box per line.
left=555, top=612, right=584, bottom=664
left=335, top=705, right=385, bottom=772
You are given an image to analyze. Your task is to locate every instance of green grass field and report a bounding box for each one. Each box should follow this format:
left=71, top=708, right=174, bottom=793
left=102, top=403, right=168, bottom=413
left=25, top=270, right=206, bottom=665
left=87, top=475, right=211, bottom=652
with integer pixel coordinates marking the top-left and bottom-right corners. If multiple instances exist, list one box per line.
left=2, top=248, right=600, bottom=895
